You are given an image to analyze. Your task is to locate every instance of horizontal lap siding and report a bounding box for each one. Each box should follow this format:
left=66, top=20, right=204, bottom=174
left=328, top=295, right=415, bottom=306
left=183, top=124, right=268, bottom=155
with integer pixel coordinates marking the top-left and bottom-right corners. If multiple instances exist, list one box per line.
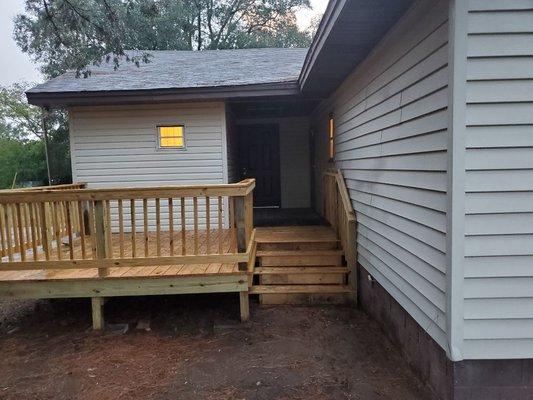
left=314, top=0, right=450, bottom=349
left=463, top=1, right=533, bottom=359
left=69, top=103, right=229, bottom=230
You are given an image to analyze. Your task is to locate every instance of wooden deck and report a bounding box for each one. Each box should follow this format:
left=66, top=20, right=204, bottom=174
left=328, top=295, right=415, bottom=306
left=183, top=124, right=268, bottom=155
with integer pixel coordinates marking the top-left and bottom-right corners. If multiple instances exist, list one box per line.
left=0, top=229, right=247, bottom=302
left=0, top=181, right=256, bottom=326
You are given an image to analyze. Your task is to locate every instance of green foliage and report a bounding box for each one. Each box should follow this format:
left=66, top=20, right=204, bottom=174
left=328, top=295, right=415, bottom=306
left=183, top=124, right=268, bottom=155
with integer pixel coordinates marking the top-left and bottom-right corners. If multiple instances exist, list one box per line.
left=0, top=83, right=71, bottom=188
left=14, top=0, right=312, bottom=78
left=0, top=138, right=46, bottom=188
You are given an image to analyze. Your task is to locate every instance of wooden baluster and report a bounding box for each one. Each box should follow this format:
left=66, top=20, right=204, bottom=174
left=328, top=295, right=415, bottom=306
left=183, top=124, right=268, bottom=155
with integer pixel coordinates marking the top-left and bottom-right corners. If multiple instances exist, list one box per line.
left=51, top=202, right=62, bottom=260
left=105, top=200, right=113, bottom=258
left=15, top=204, right=26, bottom=261
left=65, top=202, right=74, bottom=259
left=34, top=202, right=41, bottom=246
left=168, top=198, right=174, bottom=256
left=156, top=198, right=161, bottom=257
left=118, top=199, right=124, bottom=258
left=130, top=199, right=136, bottom=258
left=193, top=197, right=199, bottom=255
left=88, top=201, right=97, bottom=258
left=24, top=204, right=31, bottom=254
left=78, top=200, right=86, bottom=259
left=143, top=198, right=149, bottom=257
left=230, top=197, right=237, bottom=252
left=94, top=200, right=108, bottom=277
left=205, top=196, right=210, bottom=254
left=11, top=205, right=20, bottom=258
left=3, top=204, right=13, bottom=261
left=218, top=196, right=223, bottom=254
left=39, top=203, right=50, bottom=261
left=180, top=197, right=186, bottom=255
left=0, top=205, right=6, bottom=258
left=29, top=204, right=38, bottom=261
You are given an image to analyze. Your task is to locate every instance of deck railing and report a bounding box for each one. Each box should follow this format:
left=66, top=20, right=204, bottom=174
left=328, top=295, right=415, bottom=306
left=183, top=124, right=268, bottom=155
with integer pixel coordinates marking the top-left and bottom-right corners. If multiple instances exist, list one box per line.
left=0, top=183, right=87, bottom=259
left=0, top=180, right=255, bottom=275
left=323, top=169, right=357, bottom=295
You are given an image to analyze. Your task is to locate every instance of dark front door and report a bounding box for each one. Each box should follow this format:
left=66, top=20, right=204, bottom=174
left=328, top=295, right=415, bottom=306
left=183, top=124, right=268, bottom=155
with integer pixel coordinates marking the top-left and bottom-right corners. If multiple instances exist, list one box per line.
left=238, top=124, right=281, bottom=207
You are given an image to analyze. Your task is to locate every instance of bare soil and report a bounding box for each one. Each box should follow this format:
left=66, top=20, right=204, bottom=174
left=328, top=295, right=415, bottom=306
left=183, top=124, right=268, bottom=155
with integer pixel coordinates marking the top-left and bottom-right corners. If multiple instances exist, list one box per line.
left=0, top=295, right=432, bottom=400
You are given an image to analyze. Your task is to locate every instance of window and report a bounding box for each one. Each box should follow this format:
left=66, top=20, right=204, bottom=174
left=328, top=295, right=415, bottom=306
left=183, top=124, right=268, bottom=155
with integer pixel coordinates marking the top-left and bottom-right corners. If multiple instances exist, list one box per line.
left=158, top=125, right=185, bottom=149
left=328, top=113, right=335, bottom=160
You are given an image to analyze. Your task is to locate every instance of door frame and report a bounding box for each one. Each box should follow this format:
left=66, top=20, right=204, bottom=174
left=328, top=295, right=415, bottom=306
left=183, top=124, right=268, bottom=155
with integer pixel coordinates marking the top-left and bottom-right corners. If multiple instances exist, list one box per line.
left=237, top=123, right=281, bottom=208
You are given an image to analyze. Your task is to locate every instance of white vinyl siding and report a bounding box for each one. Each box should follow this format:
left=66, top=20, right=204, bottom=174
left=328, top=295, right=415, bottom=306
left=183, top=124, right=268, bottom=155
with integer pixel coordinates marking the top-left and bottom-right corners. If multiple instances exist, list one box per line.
left=69, top=102, right=229, bottom=230
left=313, top=0, right=450, bottom=350
left=462, top=0, right=533, bottom=359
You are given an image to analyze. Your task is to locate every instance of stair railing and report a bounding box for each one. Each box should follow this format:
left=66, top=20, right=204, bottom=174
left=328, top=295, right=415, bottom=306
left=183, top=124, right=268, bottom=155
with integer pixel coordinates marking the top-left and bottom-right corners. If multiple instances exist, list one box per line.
left=323, top=169, right=357, bottom=297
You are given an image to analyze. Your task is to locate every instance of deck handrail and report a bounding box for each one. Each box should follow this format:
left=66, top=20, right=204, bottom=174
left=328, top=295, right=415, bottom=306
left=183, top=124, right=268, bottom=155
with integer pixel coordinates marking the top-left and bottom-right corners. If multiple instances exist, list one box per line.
left=323, top=169, right=357, bottom=297
left=0, top=182, right=87, bottom=193
left=0, top=179, right=255, bottom=275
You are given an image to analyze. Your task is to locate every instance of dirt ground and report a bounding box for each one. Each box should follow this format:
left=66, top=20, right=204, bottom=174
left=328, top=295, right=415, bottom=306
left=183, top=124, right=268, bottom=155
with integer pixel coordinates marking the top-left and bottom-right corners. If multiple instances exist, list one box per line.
left=0, top=295, right=433, bottom=400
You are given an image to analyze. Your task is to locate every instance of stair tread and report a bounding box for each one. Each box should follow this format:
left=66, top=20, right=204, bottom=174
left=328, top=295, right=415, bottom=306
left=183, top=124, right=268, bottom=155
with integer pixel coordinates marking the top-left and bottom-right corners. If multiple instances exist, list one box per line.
left=257, top=250, right=344, bottom=257
left=255, top=237, right=340, bottom=244
left=250, top=285, right=352, bottom=294
left=255, top=267, right=348, bottom=275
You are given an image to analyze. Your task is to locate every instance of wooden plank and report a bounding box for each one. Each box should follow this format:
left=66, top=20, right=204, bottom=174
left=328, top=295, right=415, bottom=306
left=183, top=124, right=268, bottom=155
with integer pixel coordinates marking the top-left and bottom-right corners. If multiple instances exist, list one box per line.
left=65, top=202, right=74, bottom=259
left=14, top=204, right=24, bottom=261
left=205, top=196, right=210, bottom=254
left=39, top=203, right=50, bottom=261
left=91, top=297, right=105, bottom=330
left=156, top=198, right=161, bottom=257
left=29, top=203, right=38, bottom=261
left=130, top=199, right=136, bottom=258
left=250, top=285, right=352, bottom=294
left=239, top=291, right=250, bottom=322
left=0, top=274, right=247, bottom=299
left=88, top=201, right=97, bottom=258
left=255, top=267, right=349, bottom=274
left=51, top=202, right=62, bottom=260
left=94, top=200, right=108, bottom=277
left=3, top=204, right=13, bottom=261
left=143, top=198, right=149, bottom=257
left=0, top=180, right=256, bottom=204
left=193, top=197, right=199, bottom=255
left=77, top=200, right=87, bottom=259
left=234, top=196, right=246, bottom=253
left=168, top=198, right=174, bottom=256
left=180, top=197, right=186, bottom=255
left=117, top=199, right=124, bottom=258
left=218, top=196, right=223, bottom=253
left=1, top=252, right=249, bottom=271
left=105, top=200, right=113, bottom=257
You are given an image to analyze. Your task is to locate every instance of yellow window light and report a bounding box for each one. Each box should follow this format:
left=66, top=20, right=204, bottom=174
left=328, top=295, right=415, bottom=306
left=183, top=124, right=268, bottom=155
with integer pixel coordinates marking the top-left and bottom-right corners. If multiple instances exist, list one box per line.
left=158, top=125, right=185, bottom=149
left=328, top=114, right=334, bottom=160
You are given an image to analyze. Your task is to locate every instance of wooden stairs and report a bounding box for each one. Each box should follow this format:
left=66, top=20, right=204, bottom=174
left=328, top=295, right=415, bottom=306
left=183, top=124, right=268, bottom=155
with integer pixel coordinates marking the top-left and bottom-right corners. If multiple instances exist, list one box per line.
left=250, top=226, right=354, bottom=304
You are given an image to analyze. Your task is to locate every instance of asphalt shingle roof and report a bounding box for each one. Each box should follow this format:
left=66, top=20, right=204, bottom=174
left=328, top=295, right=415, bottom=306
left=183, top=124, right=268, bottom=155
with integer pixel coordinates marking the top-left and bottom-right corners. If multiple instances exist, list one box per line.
left=28, top=48, right=308, bottom=94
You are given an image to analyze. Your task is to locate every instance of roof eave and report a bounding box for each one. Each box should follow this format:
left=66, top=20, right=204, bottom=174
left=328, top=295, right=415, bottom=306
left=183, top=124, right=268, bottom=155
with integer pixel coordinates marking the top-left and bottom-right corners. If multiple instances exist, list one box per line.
left=298, top=0, right=345, bottom=91
left=26, top=81, right=301, bottom=108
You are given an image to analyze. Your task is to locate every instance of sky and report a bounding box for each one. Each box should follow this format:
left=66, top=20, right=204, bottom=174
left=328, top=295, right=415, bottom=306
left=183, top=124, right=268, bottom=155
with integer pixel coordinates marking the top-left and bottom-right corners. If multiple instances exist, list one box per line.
left=0, top=0, right=328, bottom=87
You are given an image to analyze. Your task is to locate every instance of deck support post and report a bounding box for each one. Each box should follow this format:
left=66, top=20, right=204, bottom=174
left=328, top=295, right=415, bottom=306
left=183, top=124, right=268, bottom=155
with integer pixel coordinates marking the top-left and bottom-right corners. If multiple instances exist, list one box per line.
left=239, top=291, right=250, bottom=322
left=91, top=297, right=105, bottom=330
left=234, top=192, right=253, bottom=272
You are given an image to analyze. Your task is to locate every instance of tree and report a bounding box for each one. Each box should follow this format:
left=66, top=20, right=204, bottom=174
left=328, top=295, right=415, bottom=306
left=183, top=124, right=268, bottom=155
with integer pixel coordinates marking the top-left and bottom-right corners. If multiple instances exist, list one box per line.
left=0, top=83, right=70, bottom=188
left=14, top=0, right=312, bottom=79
